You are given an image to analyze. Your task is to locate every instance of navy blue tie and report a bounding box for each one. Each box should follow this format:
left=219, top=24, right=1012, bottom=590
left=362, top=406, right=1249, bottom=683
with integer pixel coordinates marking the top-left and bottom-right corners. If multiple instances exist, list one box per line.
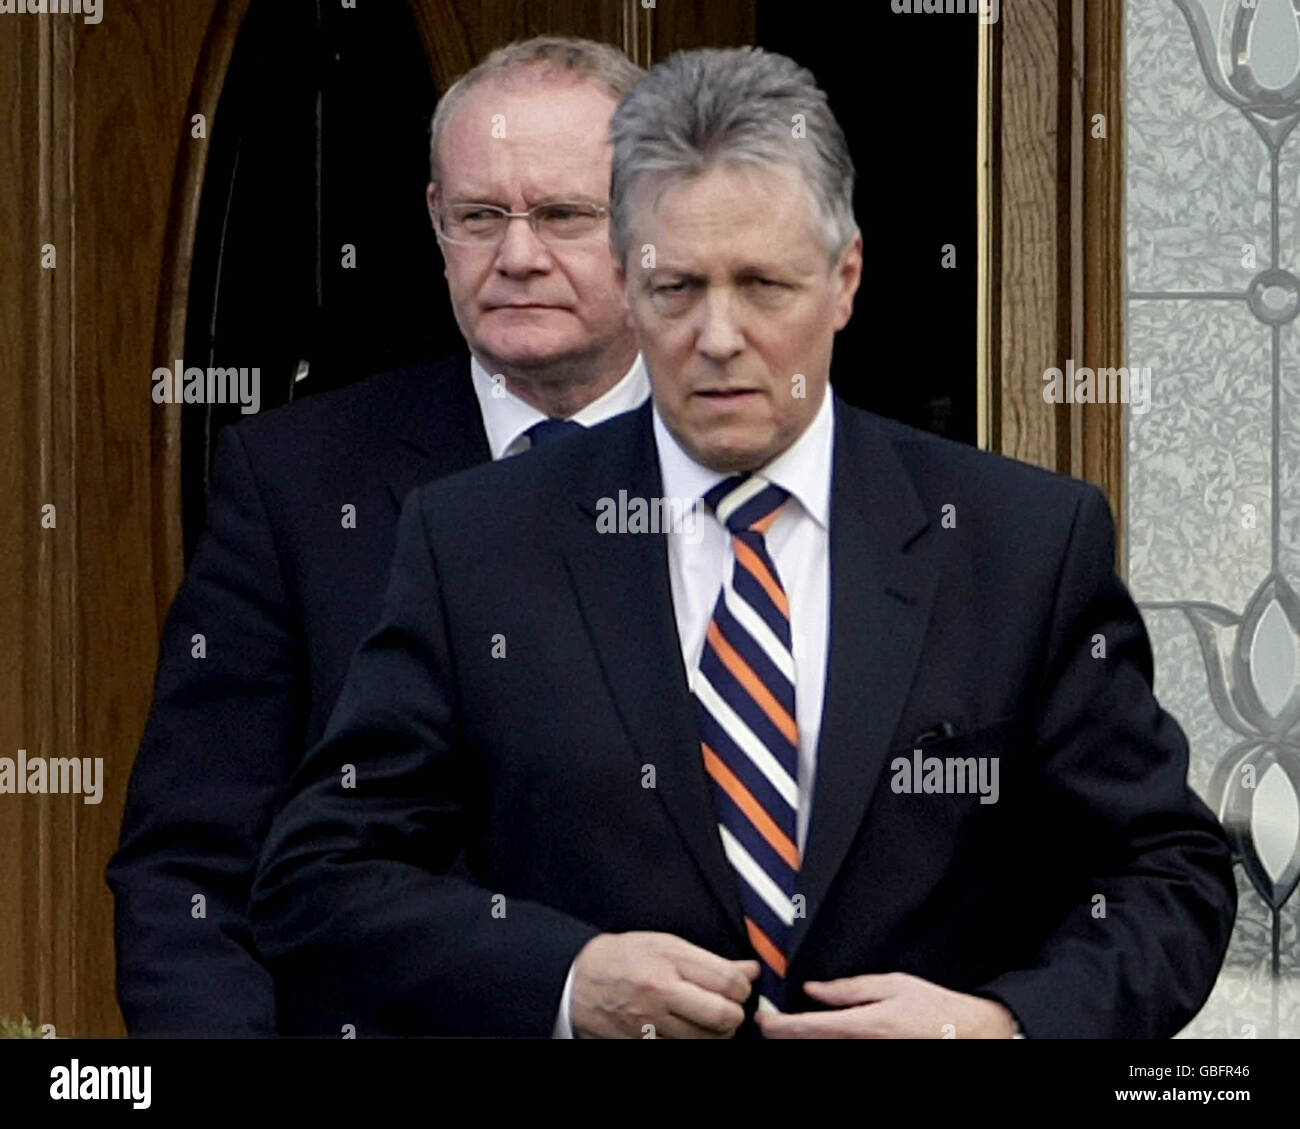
left=525, top=418, right=584, bottom=448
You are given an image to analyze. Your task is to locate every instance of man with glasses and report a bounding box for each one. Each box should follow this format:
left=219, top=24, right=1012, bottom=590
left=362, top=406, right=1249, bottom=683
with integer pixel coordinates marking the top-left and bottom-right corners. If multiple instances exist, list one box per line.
left=424, top=45, right=648, bottom=444
left=108, top=35, right=647, bottom=1037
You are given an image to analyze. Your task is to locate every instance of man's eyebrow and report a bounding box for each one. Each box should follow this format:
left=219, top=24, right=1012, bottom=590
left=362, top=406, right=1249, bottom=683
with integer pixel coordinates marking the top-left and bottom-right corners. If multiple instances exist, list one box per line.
left=442, top=192, right=506, bottom=205
left=645, top=267, right=704, bottom=286
left=441, top=192, right=603, bottom=207
left=524, top=192, right=606, bottom=206
left=649, top=263, right=797, bottom=279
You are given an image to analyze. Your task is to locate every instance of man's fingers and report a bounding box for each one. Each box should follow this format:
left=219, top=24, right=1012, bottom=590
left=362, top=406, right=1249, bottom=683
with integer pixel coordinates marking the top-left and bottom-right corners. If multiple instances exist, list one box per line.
left=802, top=973, right=900, bottom=1006
left=663, top=939, right=759, bottom=1003
left=652, top=1009, right=734, bottom=1039
left=658, top=977, right=747, bottom=1036
left=758, top=1005, right=875, bottom=1039
left=576, top=934, right=762, bottom=1038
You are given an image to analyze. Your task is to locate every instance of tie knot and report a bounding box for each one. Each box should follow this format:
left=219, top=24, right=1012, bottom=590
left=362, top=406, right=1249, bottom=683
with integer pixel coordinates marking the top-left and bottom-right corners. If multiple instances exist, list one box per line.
left=525, top=418, right=584, bottom=448
left=702, top=473, right=790, bottom=535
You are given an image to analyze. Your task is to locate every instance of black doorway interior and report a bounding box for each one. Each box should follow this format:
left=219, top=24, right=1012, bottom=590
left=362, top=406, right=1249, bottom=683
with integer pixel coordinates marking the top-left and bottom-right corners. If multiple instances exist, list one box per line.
left=182, top=0, right=455, bottom=562
left=755, top=2, right=979, bottom=444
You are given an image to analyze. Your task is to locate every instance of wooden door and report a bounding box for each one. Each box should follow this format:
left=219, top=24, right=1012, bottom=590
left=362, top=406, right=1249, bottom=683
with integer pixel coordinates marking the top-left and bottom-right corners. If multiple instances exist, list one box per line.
left=0, top=0, right=753, bottom=1038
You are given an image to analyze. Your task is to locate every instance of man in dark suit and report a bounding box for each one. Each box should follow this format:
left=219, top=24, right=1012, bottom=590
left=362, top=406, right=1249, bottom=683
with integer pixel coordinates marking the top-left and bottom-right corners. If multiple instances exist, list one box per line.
left=250, top=46, right=1236, bottom=1038
left=107, top=36, right=647, bottom=1036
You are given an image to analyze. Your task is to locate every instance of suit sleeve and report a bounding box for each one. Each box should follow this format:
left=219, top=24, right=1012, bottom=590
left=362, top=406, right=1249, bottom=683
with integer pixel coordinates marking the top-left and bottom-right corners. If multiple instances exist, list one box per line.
left=106, top=426, right=308, bottom=1036
left=969, top=485, right=1237, bottom=1038
left=249, top=488, right=603, bottom=1036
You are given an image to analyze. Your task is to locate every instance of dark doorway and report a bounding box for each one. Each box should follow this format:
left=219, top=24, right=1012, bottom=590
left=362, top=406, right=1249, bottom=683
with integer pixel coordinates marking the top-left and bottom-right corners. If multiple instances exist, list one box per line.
left=183, top=0, right=457, bottom=562
left=755, top=3, right=980, bottom=444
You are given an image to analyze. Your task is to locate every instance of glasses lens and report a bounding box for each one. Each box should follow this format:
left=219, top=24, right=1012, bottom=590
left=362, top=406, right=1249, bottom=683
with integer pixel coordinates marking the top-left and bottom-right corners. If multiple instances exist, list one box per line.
left=439, top=202, right=605, bottom=244
left=535, top=203, right=603, bottom=240
left=445, top=205, right=506, bottom=242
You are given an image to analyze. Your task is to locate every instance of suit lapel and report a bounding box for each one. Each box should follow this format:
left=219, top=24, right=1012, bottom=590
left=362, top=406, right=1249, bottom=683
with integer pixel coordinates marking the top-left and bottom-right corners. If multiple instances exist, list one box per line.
left=561, top=405, right=749, bottom=947
left=786, top=405, right=939, bottom=966
left=382, top=350, right=491, bottom=509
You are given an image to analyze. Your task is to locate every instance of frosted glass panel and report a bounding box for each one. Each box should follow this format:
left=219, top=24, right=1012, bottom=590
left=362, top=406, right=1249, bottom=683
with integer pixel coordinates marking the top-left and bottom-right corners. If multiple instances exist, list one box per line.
left=1127, top=0, right=1300, bottom=1038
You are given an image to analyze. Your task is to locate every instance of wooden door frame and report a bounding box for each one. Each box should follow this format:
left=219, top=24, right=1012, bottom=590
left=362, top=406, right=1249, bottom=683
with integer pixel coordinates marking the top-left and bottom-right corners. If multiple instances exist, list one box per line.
left=152, top=0, right=252, bottom=624
left=979, top=0, right=1126, bottom=568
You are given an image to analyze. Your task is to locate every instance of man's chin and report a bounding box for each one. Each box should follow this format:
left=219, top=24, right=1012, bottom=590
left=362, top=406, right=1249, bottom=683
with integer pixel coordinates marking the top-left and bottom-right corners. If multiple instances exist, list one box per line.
left=670, top=409, right=781, bottom=472
left=681, top=431, right=779, bottom=474
left=474, top=334, right=585, bottom=373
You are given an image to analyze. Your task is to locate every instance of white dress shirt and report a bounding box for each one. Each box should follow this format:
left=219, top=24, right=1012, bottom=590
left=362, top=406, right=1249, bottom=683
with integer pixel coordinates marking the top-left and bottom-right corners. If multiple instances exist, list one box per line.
left=469, top=351, right=649, bottom=460
left=554, top=385, right=836, bottom=1036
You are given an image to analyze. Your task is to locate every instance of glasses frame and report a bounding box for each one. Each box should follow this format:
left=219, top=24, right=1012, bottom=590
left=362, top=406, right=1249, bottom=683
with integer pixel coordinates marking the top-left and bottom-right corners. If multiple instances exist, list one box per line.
left=433, top=200, right=611, bottom=247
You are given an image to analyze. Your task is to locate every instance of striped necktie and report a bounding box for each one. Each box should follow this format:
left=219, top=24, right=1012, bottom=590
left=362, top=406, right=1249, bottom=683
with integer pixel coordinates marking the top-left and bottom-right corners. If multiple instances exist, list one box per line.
left=693, top=472, right=800, bottom=1015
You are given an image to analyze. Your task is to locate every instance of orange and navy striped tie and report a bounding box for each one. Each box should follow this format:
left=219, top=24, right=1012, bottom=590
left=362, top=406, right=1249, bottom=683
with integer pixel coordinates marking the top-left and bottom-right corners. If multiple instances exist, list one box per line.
left=694, top=472, right=800, bottom=1015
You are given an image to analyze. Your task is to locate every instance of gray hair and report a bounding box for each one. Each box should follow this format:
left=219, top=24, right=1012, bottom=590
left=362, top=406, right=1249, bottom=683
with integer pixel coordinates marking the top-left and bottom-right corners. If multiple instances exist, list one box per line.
left=609, top=47, right=857, bottom=268
left=429, top=36, right=645, bottom=186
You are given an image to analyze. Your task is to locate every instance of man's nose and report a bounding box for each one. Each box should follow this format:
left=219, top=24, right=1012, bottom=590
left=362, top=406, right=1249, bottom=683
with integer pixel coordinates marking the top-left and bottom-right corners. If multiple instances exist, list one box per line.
left=493, top=216, right=552, bottom=274
left=696, top=287, right=745, bottom=360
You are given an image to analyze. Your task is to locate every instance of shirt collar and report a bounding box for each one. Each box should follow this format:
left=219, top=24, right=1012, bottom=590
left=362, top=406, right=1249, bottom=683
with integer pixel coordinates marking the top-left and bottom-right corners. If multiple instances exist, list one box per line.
left=470, top=352, right=650, bottom=460
left=652, top=382, right=835, bottom=530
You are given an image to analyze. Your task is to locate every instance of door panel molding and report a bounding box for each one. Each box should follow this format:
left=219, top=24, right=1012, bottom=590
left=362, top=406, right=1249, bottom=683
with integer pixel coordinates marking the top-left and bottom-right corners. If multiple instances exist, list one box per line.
left=1, top=0, right=247, bottom=1036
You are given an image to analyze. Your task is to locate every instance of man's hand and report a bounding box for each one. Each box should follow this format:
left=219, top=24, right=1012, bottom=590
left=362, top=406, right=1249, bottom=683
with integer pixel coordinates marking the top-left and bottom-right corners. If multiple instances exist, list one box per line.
left=571, top=932, right=760, bottom=1038
left=755, top=972, right=1019, bottom=1038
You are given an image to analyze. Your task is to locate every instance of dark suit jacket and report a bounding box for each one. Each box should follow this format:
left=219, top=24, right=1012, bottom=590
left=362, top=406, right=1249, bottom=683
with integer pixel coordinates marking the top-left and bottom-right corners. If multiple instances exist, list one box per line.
left=107, top=351, right=489, bottom=1036
left=250, top=396, right=1237, bottom=1039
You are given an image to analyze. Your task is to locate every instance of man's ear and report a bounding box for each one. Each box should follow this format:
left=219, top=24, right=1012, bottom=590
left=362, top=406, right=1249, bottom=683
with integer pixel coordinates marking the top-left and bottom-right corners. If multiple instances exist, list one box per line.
left=429, top=183, right=449, bottom=277
left=833, top=231, right=863, bottom=332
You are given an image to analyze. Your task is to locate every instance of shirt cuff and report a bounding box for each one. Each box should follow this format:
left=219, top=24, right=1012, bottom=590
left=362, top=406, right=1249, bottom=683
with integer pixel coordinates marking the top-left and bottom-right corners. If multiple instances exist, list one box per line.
left=552, top=957, right=579, bottom=1038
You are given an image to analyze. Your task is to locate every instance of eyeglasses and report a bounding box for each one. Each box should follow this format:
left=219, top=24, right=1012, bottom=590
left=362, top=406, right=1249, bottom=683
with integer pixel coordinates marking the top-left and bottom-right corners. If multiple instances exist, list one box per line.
left=434, top=201, right=610, bottom=246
